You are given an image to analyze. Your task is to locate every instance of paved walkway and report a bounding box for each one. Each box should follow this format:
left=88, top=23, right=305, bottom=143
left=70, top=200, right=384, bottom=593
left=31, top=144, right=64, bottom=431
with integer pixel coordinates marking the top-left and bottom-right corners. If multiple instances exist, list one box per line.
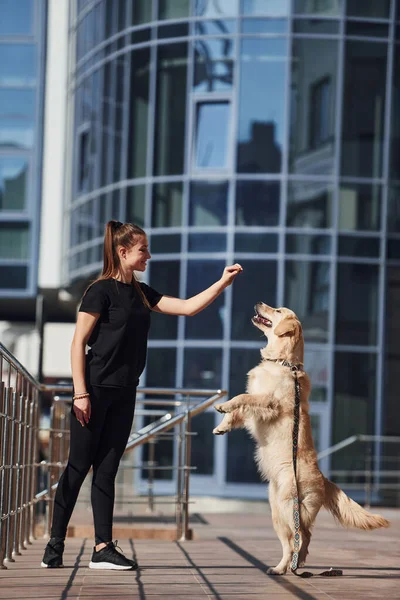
left=1, top=509, right=399, bottom=599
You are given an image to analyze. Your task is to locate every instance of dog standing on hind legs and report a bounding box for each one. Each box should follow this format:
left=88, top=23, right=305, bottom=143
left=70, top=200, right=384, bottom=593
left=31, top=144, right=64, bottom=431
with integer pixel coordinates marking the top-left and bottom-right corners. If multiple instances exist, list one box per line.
left=213, top=302, right=389, bottom=575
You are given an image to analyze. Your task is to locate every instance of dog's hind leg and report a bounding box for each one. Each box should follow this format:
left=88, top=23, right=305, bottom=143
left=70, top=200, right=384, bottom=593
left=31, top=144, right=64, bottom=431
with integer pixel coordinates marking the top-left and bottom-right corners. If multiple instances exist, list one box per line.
left=213, top=409, right=244, bottom=435
left=267, top=482, right=293, bottom=575
left=298, top=528, right=311, bottom=567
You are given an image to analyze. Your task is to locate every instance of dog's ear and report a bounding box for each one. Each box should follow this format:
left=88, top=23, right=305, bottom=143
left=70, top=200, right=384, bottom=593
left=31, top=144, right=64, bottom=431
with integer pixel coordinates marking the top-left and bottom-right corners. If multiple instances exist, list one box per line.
left=274, top=317, right=301, bottom=337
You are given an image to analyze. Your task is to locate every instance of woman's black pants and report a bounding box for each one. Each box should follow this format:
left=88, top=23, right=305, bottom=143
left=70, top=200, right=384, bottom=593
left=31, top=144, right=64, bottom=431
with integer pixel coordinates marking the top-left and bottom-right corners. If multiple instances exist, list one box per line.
left=50, top=385, right=136, bottom=545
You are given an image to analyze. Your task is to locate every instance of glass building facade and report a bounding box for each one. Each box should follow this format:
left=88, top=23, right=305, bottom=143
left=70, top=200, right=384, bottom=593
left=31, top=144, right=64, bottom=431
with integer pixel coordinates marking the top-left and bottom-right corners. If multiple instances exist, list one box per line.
left=0, top=0, right=47, bottom=296
left=67, top=0, right=400, bottom=497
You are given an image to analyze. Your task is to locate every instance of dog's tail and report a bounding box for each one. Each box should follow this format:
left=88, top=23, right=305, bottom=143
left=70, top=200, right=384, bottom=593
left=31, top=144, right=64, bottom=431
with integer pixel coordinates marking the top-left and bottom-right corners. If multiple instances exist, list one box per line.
left=323, top=477, right=389, bottom=530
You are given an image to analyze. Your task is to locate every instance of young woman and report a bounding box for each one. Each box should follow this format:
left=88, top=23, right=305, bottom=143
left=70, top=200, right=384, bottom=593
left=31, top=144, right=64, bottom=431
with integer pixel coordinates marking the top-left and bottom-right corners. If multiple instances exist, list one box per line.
left=41, top=220, right=242, bottom=570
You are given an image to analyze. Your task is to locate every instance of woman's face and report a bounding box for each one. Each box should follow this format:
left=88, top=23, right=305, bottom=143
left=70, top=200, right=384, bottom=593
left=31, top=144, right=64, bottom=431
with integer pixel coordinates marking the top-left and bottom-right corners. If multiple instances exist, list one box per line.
left=119, top=235, right=151, bottom=272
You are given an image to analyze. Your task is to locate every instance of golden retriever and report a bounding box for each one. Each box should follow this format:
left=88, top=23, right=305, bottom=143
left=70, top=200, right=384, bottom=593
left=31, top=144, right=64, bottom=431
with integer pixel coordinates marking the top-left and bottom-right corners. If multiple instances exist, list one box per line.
left=213, top=302, right=389, bottom=575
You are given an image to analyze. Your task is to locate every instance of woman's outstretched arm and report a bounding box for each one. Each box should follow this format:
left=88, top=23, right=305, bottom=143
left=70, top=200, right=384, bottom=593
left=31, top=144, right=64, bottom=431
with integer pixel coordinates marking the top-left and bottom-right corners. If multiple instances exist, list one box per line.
left=152, top=264, right=243, bottom=316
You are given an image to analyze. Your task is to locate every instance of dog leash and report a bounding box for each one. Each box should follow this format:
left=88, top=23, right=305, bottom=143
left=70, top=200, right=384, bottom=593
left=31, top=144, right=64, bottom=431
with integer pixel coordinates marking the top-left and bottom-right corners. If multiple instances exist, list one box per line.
left=280, top=360, right=343, bottom=578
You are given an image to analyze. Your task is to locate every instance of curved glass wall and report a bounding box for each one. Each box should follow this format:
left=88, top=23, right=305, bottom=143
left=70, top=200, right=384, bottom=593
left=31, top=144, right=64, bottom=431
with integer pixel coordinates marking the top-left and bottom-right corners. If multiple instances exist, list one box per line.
left=67, top=0, right=400, bottom=496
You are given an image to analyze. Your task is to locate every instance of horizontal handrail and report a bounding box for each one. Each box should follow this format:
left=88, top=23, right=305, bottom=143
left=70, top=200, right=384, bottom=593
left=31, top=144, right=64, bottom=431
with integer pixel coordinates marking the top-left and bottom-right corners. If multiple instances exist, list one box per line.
left=317, top=434, right=400, bottom=460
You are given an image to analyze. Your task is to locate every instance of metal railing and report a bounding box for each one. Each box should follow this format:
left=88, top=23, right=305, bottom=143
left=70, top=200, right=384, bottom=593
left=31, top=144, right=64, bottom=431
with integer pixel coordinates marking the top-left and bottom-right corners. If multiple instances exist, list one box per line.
left=0, top=341, right=226, bottom=569
left=318, top=434, right=400, bottom=508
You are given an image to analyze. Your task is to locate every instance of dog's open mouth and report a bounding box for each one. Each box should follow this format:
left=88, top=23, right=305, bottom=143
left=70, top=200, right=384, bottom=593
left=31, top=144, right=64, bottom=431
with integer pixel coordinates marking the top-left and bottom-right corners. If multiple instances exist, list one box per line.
left=252, top=311, right=272, bottom=328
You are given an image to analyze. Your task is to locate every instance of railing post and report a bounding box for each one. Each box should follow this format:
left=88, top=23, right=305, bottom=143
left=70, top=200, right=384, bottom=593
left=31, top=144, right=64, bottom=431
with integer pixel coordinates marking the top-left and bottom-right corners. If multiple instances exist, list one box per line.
left=180, top=411, right=192, bottom=542
left=12, top=392, right=24, bottom=556
left=45, top=403, right=56, bottom=538
left=175, top=421, right=184, bottom=540
left=4, top=390, right=18, bottom=562
left=147, top=438, right=155, bottom=513
left=365, top=442, right=372, bottom=509
left=29, top=391, right=39, bottom=541
left=0, top=386, right=11, bottom=569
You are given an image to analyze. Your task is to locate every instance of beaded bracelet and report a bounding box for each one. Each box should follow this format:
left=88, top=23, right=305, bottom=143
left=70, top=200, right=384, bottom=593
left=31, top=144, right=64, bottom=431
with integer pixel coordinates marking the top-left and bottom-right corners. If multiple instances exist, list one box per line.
left=73, top=392, right=90, bottom=400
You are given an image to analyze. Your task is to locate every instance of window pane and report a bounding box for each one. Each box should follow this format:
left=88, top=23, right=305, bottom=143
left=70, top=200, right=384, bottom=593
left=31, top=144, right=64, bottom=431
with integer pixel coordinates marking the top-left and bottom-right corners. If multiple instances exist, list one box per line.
left=290, top=39, right=338, bottom=176
left=339, top=183, right=381, bottom=232
left=0, top=222, right=29, bottom=259
left=113, top=55, right=127, bottom=183
left=0, top=89, right=35, bottom=149
left=128, top=49, right=150, bottom=179
left=194, top=102, right=231, bottom=169
left=346, top=0, right=390, bottom=19
left=332, top=352, right=376, bottom=470
left=286, top=234, right=331, bottom=255
left=237, top=38, right=286, bottom=174
left=154, top=43, right=188, bottom=176
left=293, top=19, right=339, bottom=34
left=149, top=261, right=180, bottom=340
left=184, top=347, right=222, bottom=390
left=242, top=0, right=290, bottom=16
left=235, top=233, right=278, bottom=253
left=285, top=260, right=330, bottom=343
left=226, top=348, right=262, bottom=483
left=131, top=0, right=152, bottom=24
left=387, top=186, right=400, bottom=233
left=0, top=0, right=34, bottom=35
left=345, top=21, right=389, bottom=38
left=236, top=180, right=280, bottom=226
left=231, top=260, right=277, bottom=340
left=338, top=236, right=380, bottom=258
left=189, top=181, right=228, bottom=226
left=186, top=261, right=225, bottom=339
left=304, top=348, right=329, bottom=402
left=195, top=19, right=237, bottom=35
left=151, top=234, right=181, bottom=253
left=152, top=181, right=183, bottom=227
left=195, top=0, right=239, bottom=17
left=336, top=264, right=378, bottom=346
left=341, top=41, right=387, bottom=178
left=384, top=268, right=400, bottom=440
left=390, top=37, right=400, bottom=179
left=286, top=181, right=333, bottom=228
left=189, top=233, right=226, bottom=252
left=190, top=412, right=215, bottom=475
left=294, top=0, right=342, bottom=16
left=100, top=62, right=112, bottom=186
left=242, top=18, right=288, bottom=33
left=126, top=185, right=145, bottom=226
left=194, top=39, right=234, bottom=92
left=0, top=44, right=36, bottom=86
left=159, top=0, right=190, bottom=19
left=0, top=157, right=28, bottom=211
left=0, top=265, right=28, bottom=289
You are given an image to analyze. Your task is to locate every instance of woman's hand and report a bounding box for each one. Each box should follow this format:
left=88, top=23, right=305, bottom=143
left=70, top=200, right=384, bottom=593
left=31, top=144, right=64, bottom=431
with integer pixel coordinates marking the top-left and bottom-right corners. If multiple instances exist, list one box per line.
left=73, top=396, right=91, bottom=427
left=220, top=264, right=243, bottom=288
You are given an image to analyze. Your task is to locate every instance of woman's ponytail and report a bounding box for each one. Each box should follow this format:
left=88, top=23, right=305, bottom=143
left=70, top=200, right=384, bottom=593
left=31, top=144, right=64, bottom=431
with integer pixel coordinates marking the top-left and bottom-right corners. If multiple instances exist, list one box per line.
left=102, top=220, right=122, bottom=279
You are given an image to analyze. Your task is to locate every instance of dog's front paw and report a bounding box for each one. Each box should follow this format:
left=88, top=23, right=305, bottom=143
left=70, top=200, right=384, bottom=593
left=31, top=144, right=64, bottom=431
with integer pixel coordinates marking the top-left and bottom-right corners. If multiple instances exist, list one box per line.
left=214, top=403, right=228, bottom=413
left=213, top=426, right=229, bottom=435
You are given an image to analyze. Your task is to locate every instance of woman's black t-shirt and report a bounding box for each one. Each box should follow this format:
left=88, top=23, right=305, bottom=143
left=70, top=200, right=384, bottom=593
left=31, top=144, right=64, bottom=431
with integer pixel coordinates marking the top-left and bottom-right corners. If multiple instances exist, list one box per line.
left=79, top=279, right=162, bottom=387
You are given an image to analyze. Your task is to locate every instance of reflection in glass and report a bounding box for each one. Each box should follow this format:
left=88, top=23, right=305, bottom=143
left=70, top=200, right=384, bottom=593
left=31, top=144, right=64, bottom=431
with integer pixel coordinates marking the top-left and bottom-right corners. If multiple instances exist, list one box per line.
left=189, top=233, right=226, bottom=252
left=236, top=181, right=280, bottom=226
left=0, top=157, right=28, bottom=211
left=332, top=352, right=376, bottom=471
left=0, top=222, right=29, bottom=259
left=194, top=38, right=234, bottom=92
left=231, top=260, right=277, bottom=340
left=126, top=185, right=146, bottom=226
left=345, top=21, right=389, bottom=38
left=242, top=18, right=287, bottom=33
left=387, top=186, right=400, bottom=233
left=158, top=23, right=189, bottom=38
left=285, top=260, right=330, bottom=342
left=149, top=261, right=180, bottom=340
left=390, top=40, right=400, bottom=180
left=0, top=266, right=28, bottom=289
left=341, top=41, right=387, bottom=178
left=237, top=38, right=286, bottom=173
left=100, top=62, right=112, bottom=186
left=0, top=89, right=35, bottom=149
left=195, top=19, right=236, bottom=35
left=159, top=0, right=190, bottom=20
left=151, top=234, right=181, bottom=253
left=286, top=181, right=333, bottom=228
left=227, top=348, right=263, bottom=483
left=286, top=234, right=331, bottom=255
left=235, top=233, right=278, bottom=253
left=131, top=0, right=152, bottom=24
left=152, top=181, right=183, bottom=227
left=293, top=19, right=339, bottom=34
left=384, top=268, right=400, bottom=442
left=339, top=183, right=381, bottom=231
left=0, top=0, right=33, bottom=35
left=294, top=0, right=342, bottom=16
left=189, top=181, right=228, bottom=226
left=195, top=0, right=239, bottom=17
left=154, top=43, right=188, bottom=176
left=346, top=0, right=390, bottom=19
left=0, top=44, right=36, bottom=86
left=184, top=348, right=222, bottom=391
left=338, top=236, right=380, bottom=258
left=128, top=49, right=150, bottom=179
left=242, top=0, right=290, bottom=16
left=113, top=56, right=127, bottom=182
left=186, top=261, right=225, bottom=339
left=304, top=348, right=329, bottom=402
left=189, top=412, right=215, bottom=475
left=290, top=39, right=338, bottom=176
left=195, top=102, right=231, bottom=169
left=336, top=264, right=378, bottom=346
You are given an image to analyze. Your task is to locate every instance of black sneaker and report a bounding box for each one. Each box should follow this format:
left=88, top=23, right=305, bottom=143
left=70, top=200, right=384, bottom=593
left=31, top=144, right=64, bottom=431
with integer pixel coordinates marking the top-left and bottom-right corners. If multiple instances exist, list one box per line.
left=41, top=538, right=65, bottom=568
left=89, top=541, right=138, bottom=571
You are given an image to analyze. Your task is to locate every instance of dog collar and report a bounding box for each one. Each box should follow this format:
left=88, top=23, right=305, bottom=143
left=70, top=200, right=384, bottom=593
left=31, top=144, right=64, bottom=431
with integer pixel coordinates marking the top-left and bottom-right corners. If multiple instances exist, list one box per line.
left=264, top=358, right=303, bottom=372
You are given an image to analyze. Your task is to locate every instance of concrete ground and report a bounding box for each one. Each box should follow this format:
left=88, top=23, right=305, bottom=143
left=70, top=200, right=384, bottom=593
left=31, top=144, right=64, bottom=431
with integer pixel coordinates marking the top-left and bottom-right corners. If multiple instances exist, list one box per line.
left=1, top=507, right=398, bottom=599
